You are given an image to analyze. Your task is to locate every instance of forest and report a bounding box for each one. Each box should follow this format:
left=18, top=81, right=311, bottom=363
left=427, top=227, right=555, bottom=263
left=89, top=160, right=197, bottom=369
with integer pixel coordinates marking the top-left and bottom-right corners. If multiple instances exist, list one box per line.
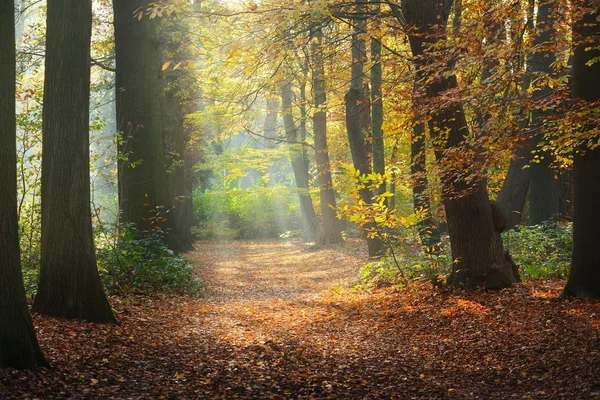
left=1, top=0, right=600, bottom=398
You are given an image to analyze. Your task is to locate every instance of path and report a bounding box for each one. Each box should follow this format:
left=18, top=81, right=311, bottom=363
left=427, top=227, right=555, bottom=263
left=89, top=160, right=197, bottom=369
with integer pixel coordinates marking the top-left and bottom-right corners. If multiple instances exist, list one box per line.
left=7, top=240, right=600, bottom=399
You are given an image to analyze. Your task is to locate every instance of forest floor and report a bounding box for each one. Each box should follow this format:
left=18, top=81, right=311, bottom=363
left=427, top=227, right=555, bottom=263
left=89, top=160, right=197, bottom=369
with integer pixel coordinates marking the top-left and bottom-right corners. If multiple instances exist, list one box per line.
left=4, top=239, right=600, bottom=399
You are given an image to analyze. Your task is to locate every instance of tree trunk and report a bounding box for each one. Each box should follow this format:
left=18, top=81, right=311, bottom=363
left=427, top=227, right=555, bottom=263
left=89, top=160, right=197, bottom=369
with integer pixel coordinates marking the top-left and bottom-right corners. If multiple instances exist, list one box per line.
left=311, top=26, right=344, bottom=244
left=0, top=0, right=48, bottom=369
left=496, top=145, right=531, bottom=229
left=34, top=0, right=115, bottom=323
left=411, top=120, right=438, bottom=246
left=163, top=81, right=194, bottom=250
left=114, top=0, right=183, bottom=251
left=371, top=0, right=385, bottom=199
left=282, top=82, right=319, bottom=242
left=263, top=97, right=280, bottom=149
left=495, top=0, right=535, bottom=228
left=345, top=1, right=383, bottom=256
left=527, top=0, right=559, bottom=225
left=561, top=4, right=600, bottom=298
left=403, top=0, right=519, bottom=289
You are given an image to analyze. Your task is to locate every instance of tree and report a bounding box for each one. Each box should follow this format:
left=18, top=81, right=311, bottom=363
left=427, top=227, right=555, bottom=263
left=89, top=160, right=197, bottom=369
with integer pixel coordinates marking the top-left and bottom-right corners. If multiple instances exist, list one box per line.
left=0, top=0, right=48, bottom=369
left=345, top=0, right=384, bottom=257
left=370, top=1, right=385, bottom=200
left=163, top=79, right=195, bottom=250
left=401, top=0, right=519, bottom=289
left=561, top=3, right=600, bottom=297
left=527, top=0, right=559, bottom=225
left=496, top=0, right=561, bottom=227
left=113, top=0, right=183, bottom=250
left=281, top=80, right=319, bottom=241
left=160, top=15, right=200, bottom=251
left=311, top=24, right=344, bottom=244
left=496, top=145, right=531, bottom=229
left=410, top=119, right=439, bottom=247
left=33, top=0, right=115, bottom=323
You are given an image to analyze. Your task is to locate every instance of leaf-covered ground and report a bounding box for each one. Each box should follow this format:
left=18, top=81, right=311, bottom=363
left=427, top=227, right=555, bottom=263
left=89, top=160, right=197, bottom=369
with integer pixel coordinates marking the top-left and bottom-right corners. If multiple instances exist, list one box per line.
left=3, top=240, right=600, bottom=399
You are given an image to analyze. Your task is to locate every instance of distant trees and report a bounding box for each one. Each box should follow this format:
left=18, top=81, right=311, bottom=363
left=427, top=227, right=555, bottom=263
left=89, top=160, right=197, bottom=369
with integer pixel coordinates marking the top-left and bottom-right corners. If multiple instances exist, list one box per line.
left=310, top=24, right=344, bottom=245
left=345, top=0, right=383, bottom=257
left=281, top=80, right=319, bottom=242
left=0, top=0, right=47, bottom=369
left=33, top=0, right=115, bottom=323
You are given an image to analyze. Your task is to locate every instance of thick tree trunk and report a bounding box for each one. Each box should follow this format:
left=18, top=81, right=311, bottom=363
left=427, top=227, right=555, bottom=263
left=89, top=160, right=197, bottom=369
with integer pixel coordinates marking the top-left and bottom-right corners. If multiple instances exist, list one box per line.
left=34, top=0, right=115, bottom=323
left=561, top=4, right=600, bottom=298
left=0, top=0, right=48, bottom=369
left=163, top=83, right=194, bottom=250
left=114, top=0, right=183, bottom=251
left=345, top=2, right=383, bottom=257
left=282, top=82, right=319, bottom=242
left=496, top=145, right=531, bottom=228
left=311, top=26, right=344, bottom=244
left=528, top=144, right=558, bottom=225
left=403, top=0, right=519, bottom=289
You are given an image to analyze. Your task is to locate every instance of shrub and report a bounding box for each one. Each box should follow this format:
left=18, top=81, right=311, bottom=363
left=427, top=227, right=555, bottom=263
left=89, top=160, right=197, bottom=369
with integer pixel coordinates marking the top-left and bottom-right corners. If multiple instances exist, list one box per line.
left=357, top=233, right=452, bottom=288
left=96, top=225, right=205, bottom=295
left=502, top=221, right=572, bottom=279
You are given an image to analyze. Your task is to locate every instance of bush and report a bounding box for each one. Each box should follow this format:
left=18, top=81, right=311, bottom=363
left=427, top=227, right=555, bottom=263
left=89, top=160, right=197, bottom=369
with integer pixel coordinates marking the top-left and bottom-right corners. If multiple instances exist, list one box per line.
left=357, top=234, right=452, bottom=288
left=96, top=225, right=205, bottom=295
left=502, top=221, right=572, bottom=279
left=358, top=221, right=573, bottom=289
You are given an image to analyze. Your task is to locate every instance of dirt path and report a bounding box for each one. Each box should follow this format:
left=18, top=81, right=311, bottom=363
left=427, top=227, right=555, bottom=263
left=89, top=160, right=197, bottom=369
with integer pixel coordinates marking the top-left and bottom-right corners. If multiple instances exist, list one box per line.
left=6, top=240, right=600, bottom=399
left=192, top=240, right=364, bottom=301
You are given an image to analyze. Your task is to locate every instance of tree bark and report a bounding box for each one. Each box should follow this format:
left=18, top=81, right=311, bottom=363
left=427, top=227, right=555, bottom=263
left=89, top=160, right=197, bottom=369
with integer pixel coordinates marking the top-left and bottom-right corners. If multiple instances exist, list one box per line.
left=495, top=0, right=536, bottom=228
left=34, top=0, right=115, bottom=323
left=114, top=0, right=183, bottom=250
left=282, top=82, right=319, bottom=242
left=160, top=17, right=196, bottom=251
left=496, top=145, right=531, bottom=229
left=403, top=0, right=519, bottom=289
left=263, top=97, right=280, bottom=149
left=371, top=0, right=385, bottom=199
left=527, top=0, right=559, bottom=225
left=311, top=26, right=344, bottom=244
left=561, top=4, right=600, bottom=298
left=411, top=119, right=438, bottom=246
left=0, top=0, right=48, bottom=369
left=163, top=80, right=194, bottom=250
left=346, top=1, right=383, bottom=256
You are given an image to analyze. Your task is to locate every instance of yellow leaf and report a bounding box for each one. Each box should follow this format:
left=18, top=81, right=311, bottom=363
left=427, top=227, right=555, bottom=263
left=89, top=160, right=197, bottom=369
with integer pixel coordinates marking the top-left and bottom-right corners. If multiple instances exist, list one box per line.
left=161, top=61, right=172, bottom=71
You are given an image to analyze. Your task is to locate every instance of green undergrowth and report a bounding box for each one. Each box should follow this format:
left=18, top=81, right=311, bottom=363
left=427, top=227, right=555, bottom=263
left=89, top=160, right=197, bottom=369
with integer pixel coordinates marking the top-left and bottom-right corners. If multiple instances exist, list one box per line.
left=21, top=224, right=206, bottom=300
left=357, top=235, right=452, bottom=289
left=96, top=225, right=206, bottom=296
left=358, top=221, right=572, bottom=289
left=502, top=221, right=572, bottom=279
left=192, top=185, right=303, bottom=240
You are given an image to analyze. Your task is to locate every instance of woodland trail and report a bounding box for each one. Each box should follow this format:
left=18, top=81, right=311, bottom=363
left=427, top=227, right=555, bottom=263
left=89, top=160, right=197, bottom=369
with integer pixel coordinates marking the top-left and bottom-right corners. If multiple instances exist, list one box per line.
left=5, top=240, right=600, bottom=399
